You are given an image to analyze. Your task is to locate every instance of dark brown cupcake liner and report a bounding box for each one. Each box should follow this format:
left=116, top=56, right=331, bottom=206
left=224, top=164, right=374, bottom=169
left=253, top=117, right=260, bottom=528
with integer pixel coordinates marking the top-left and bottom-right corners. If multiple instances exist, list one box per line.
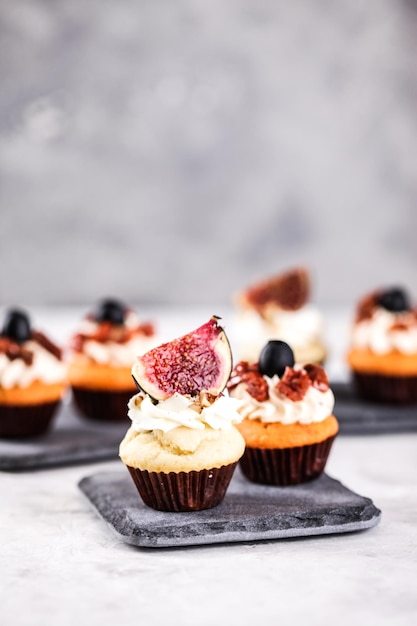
left=126, top=462, right=238, bottom=512
left=239, top=435, right=336, bottom=486
left=0, top=401, right=61, bottom=439
left=353, top=372, right=417, bottom=404
left=71, top=386, right=132, bottom=422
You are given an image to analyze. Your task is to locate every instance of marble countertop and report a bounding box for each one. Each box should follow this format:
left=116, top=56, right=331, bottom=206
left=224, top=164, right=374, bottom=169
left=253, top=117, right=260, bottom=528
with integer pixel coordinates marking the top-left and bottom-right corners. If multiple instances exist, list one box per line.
left=2, top=308, right=417, bottom=625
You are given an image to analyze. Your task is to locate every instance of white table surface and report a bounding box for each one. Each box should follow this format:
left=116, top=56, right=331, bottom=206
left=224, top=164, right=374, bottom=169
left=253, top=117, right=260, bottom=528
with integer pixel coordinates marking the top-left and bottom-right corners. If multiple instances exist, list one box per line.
left=2, top=307, right=417, bottom=626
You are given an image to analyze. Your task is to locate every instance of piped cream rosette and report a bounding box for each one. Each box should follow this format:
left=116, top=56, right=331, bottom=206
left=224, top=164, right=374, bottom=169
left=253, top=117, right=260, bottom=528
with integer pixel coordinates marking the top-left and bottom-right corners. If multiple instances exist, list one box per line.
left=120, top=389, right=245, bottom=473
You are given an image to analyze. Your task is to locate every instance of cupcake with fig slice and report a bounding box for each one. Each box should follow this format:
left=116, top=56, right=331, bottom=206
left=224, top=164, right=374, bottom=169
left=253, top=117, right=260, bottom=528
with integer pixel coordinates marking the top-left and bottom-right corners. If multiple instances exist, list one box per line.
left=119, top=316, right=245, bottom=512
left=228, top=340, right=338, bottom=486
left=347, top=286, right=417, bottom=403
left=68, top=298, right=159, bottom=422
left=0, top=309, right=67, bottom=438
left=233, top=267, right=326, bottom=365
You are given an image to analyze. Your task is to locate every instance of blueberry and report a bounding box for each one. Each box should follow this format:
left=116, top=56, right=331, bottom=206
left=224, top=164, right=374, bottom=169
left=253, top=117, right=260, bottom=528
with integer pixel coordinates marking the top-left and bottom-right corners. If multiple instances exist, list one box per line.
left=258, top=340, right=295, bottom=378
left=94, top=298, right=126, bottom=325
left=378, top=288, right=410, bottom=313
left=1, top=309, right=31, bottom=343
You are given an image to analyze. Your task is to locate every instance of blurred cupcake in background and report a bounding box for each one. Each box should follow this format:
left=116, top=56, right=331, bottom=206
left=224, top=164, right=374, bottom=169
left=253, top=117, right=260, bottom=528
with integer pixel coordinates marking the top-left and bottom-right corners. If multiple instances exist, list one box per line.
left=232, top=267, right=327, bottom=365
left=68, top=298, right=159, bottom=422
left=0, top=309, right=67, bottom=438
left=228, top=340, right=338, bottom=486
left=347, top=286, right=417, bottom=404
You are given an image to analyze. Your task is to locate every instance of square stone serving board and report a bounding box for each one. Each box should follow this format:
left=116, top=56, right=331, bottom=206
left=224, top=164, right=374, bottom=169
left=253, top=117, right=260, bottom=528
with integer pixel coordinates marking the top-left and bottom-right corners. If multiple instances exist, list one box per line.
left=0, top=401, right=128, bottom=472
left=333, top=382, right=417, bottom=435
left=78, top=468, right=381, bottom=549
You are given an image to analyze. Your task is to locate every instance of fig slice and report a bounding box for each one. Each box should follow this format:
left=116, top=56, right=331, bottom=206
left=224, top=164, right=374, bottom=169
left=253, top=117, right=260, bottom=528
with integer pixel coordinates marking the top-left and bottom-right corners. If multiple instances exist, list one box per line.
left=132, top=316, right=232, bottom=401
left=238, top=267, right=310, bottom=312
left=355, top=290, right=381, bottom=322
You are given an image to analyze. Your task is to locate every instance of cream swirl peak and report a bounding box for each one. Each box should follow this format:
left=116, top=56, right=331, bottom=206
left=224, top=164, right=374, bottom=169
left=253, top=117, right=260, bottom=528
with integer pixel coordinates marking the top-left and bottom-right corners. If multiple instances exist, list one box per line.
left=0, top=309, right=66, bottom=388
left=0, top=340, right=67, bottom=388
left=81, top=335, right=158, bottom=367
left=236, top=304, right=324, bottom=351
left=128, top=391, right=243, bottom=433
left=352, top=308, right=417, bottom=355
left=72, top=310, right=158, bottom=367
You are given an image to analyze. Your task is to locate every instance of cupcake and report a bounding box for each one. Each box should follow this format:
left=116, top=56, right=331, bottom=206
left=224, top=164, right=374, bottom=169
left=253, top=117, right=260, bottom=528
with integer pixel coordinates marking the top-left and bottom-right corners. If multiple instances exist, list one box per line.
left=346, top=287, right=417, bottom=403
left=0, top=309, right=67, bottom=439
left=233, top=267, right=326, bottom=365
left=68, top=298, right=159, bottom=422
left=119, top=316, right=245, bottom=512
left=228, top=340, right=338, bottom=486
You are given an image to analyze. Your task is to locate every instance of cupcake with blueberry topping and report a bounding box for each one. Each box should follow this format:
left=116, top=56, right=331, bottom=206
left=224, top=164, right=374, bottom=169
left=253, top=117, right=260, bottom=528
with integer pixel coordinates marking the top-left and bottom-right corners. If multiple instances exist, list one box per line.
left=233, top=267, right=326, bottom=365
left=347, top=286, right=417, bottom=403
left=228, top=340, right=338, bottom=486
left=68, top=298, right=159, bottom=422
left=0, top=309, right=67, bottom=438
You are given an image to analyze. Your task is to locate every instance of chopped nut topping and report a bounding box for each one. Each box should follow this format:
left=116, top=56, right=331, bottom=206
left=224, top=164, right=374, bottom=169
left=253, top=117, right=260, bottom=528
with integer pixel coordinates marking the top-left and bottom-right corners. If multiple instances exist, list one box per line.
left=303, top=363, right=329, bottom=392
left=227, top=360, right=269, bottom=401
left=227, top=361, right=259, bottom=390
left=31, top=331, right=62, bottom=360
left=389, top=321, right=409, bottom=331
left=389, top=311, right=417, bottom=332
left=243, top=371, right=269, bottom=402
left=71, top=320, right=155, bottom=352
left=0, top=337, right=33, bottom=365
left=199, top=389, right=219, bottom=407
left=276, top=366, right=311, bottom=401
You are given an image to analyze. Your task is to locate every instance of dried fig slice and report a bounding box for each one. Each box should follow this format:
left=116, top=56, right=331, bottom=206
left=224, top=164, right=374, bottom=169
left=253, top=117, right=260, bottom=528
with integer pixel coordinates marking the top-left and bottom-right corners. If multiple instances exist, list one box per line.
left=227, top=362, right=269, bottom=401
left=132, top=316, right=232, bottom=401
left=355, top=291, right=381, bottom=322
left=276, top=366, right=311, bottom=401
left=238, top=267, right=310, bottom=312
left=242, top=371, right=269, bottom=402
left=303, top=363, right=329, bottom=392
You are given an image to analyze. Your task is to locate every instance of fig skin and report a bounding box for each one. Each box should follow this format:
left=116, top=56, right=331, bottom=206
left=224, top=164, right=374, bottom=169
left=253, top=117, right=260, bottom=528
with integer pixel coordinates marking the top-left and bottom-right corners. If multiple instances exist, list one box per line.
left=132, top=316, right=232, bottom=401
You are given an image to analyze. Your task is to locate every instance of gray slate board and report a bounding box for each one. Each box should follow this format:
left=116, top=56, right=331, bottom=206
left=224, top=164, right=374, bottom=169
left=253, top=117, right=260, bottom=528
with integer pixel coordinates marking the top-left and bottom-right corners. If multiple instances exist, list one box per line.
left=333, top=382, right=417, bottom=435
left=78, top=468, right=381, bottom=548
left=0, top=402, right=128, bottom=472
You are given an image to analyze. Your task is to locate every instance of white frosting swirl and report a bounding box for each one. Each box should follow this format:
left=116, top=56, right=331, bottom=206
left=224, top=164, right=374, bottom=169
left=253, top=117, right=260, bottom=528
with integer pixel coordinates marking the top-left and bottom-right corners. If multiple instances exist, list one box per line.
left=352, top=309, right=417, bottom=355
left=230, top=372, right=334, bottom=425
left=236, top=304, right=324, bottom=351
left=82, top=336, right=158, bottom=367
left=128, top=392, right=243, bottom=433
left=0, top=341, right=66, bottom=389
left=77, top=311, right=159, bottom=367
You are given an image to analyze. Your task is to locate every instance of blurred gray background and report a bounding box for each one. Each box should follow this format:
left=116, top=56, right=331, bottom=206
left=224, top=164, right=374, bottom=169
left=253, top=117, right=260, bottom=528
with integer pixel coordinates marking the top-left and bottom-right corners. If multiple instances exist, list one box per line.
left=1, top=0, right=416, bottom=308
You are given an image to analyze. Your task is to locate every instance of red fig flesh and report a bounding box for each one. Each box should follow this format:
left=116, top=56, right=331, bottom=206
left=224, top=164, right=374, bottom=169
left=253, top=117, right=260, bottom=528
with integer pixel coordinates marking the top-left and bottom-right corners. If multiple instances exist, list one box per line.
left=132, top=317, right=232, bottom=401
left=239, top=267, right=310, bottom=312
